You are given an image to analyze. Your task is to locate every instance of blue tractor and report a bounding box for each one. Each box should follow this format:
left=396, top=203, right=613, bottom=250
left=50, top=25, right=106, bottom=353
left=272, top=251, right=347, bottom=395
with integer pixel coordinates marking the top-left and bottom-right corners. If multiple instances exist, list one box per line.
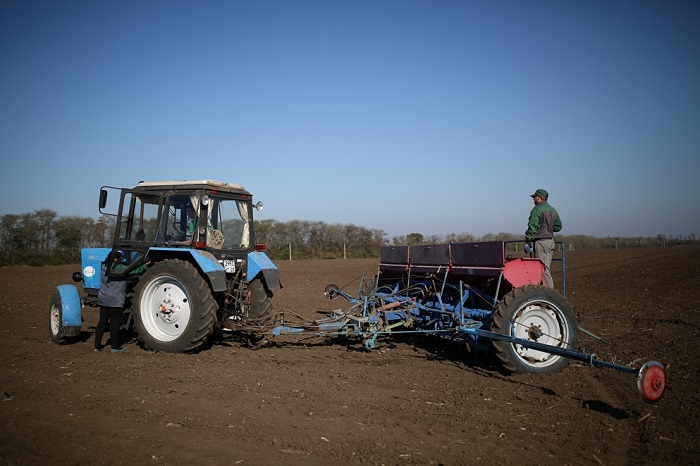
left=49, top=180, right=281, bottom=353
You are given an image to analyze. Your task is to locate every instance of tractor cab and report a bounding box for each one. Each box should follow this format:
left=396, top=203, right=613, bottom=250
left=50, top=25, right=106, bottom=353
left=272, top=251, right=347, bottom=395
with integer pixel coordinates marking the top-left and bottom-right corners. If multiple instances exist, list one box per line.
left=99, top=180, right=266, bottom=278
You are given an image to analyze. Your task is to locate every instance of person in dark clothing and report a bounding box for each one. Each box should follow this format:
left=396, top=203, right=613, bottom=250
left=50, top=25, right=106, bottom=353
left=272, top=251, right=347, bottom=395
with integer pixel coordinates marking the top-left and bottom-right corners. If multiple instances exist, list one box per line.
left=94, top=306, right=125, bottom=353
left=525, top=189, right=562, bottom=288
left=94, top=251, right=146, bottom=353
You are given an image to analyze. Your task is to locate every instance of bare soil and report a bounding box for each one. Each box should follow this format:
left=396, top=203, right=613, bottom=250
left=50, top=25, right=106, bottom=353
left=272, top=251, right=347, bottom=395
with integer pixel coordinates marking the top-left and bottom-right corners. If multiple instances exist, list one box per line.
left=1, top=246, right=699, bottom=465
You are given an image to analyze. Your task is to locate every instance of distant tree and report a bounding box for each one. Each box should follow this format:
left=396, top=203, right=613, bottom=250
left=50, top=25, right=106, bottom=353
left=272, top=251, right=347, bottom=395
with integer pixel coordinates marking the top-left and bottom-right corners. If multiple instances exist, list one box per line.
left=35, top=209, right=58, bottom=252
left=656, top=234, right=666, bottom=247
left=482, top=232, right=519, bottom=242
left=406, top=233, right=424, bottom=246
left=391, top=235, right=407, bottom=245
left=54, top=216, right=83, bottom=263
left=82, top=215, right=116, bottom=247
left=0, top=214, right=20, bottom=265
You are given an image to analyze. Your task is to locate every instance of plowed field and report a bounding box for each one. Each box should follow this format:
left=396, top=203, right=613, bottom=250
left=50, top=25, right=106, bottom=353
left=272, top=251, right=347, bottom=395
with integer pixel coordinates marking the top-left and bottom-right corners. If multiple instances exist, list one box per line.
left=1, top=246, right=699, bottom=465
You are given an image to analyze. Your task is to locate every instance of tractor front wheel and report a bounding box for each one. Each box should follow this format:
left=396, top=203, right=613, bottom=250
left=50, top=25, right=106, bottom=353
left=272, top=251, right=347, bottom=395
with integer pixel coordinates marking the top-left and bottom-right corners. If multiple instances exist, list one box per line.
left=491, top=285, right=577, bottom=374
left=49, top=293, right=66, bottom=344
left=133, top=259, right=217, bottom=353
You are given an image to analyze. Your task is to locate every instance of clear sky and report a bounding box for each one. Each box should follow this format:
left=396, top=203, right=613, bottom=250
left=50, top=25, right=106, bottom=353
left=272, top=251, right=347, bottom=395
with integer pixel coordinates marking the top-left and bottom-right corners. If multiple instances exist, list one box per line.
left=2, top=1, right=699, bottom=239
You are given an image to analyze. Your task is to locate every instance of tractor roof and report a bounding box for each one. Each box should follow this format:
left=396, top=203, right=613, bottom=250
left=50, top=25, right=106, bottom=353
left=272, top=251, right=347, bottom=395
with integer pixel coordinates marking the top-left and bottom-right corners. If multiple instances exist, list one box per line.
left=135, top=179, right=250, bottom=195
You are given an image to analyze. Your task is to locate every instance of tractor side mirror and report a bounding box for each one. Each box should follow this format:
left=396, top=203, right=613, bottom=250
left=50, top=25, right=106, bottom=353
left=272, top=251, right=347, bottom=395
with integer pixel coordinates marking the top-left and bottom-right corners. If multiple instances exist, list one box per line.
left=99, top=189, right=108, bottom=209
left=255, top=201, right=264, bottom=212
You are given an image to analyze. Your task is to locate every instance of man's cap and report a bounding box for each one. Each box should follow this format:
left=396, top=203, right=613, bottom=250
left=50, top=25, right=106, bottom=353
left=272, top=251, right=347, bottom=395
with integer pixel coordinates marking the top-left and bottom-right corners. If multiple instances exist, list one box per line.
left=530, top=189, right=548, bottom=198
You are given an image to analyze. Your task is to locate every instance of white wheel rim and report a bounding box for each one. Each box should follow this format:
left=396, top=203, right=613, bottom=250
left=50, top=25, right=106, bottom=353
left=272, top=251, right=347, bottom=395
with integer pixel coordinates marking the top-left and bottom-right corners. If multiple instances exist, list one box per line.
left=50, top=303, right=61, bottom=336
left=511, top=300, right=569, bottom=369
left=140, top=275, right=192, bottom=342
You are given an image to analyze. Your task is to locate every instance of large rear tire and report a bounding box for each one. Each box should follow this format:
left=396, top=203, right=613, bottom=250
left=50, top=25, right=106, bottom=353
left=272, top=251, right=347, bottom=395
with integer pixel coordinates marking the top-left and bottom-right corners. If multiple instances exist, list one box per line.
left=491, top=285, right=577, bottom=373
left=247, top=278, right=273, bottom=325
left=133, top=259, right=217, bottom=353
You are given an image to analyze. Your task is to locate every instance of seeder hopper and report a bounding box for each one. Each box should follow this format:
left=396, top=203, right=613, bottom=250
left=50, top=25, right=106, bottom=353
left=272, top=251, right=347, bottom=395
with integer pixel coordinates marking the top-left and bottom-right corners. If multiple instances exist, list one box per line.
left=268, top=241, right=666, bottom=403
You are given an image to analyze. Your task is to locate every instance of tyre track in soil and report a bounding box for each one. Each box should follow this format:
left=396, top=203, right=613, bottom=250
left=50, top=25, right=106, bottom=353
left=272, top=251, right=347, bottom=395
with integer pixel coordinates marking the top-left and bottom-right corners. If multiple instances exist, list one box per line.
left=577, top=370, right=634, bottom=463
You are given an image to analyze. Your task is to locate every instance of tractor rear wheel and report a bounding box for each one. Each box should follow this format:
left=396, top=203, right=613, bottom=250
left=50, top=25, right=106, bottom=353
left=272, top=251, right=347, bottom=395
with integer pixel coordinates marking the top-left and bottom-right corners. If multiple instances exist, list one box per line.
left=247, top=278, right=273, bottom=325
left=491, top=285, right=577, bottom=373
left=133, top=259, right=217, bottom=353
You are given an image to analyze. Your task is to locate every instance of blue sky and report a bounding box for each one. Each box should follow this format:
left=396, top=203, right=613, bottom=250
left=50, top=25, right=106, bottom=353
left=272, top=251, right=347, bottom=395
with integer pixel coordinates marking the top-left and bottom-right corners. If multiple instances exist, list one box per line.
left=2, top=1, right=699, bottom=239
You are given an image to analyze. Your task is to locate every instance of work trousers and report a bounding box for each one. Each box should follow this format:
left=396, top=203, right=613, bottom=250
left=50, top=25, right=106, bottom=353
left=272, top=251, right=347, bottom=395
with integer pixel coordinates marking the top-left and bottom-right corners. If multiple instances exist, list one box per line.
left=95, top=306, right=124, bottom=350
left=534, top=238, right=555, bottom=288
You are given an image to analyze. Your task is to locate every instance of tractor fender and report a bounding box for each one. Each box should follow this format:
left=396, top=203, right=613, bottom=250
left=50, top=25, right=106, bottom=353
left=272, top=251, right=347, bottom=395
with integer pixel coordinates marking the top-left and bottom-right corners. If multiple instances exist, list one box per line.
left=503, top=258, right=545, bottom=288
left=247, top=251, right=281, bottom=290
left=147, top=248, right=228, bottom=292
left=188, top=249, right=227, bottom=292
left=57, top=284, right=82, bottom=328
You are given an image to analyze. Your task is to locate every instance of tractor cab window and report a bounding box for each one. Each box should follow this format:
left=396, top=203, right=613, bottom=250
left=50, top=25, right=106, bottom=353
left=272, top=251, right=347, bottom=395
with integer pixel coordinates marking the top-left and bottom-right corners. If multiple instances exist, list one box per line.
left=118, top=193, right=161, bottom=242
left=164, top=195, right=198, bottom=244
left=207, top=198, right=252, bottom=249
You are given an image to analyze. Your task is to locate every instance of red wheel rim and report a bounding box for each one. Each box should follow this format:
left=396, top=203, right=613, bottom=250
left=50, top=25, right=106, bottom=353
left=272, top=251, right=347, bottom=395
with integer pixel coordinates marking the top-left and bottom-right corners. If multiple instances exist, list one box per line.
left=638, top=361, right=666, bottom=403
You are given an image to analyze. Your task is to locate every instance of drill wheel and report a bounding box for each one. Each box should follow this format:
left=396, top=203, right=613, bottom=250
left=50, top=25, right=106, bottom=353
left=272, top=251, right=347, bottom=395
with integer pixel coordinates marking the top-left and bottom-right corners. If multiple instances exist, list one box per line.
left=637, top=360, right=666, bottom=403
left=324, top=284, right=340, bottom=299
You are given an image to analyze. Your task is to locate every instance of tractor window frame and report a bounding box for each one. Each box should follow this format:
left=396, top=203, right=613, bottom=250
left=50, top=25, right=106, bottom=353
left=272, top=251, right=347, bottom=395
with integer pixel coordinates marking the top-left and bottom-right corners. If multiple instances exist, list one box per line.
left=162, top=192, right=200, bottom=245
left=117, top=190, right=164, bottom=244
left=206, top=196, right=255, bottom=250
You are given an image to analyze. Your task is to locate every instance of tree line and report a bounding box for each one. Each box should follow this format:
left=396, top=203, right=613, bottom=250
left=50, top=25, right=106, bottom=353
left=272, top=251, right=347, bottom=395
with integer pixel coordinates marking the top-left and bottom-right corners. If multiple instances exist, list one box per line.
left=0, top=210, right=115, bottom=266
left=1, top=210, right=698, bottom=266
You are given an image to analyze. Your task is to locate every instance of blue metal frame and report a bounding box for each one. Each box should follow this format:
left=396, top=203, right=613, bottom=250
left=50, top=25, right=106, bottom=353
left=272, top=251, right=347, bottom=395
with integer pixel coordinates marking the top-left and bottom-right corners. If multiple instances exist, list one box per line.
left=273, top=274, right=498, bottom=347
left=270, top=269, right=648, bottom=380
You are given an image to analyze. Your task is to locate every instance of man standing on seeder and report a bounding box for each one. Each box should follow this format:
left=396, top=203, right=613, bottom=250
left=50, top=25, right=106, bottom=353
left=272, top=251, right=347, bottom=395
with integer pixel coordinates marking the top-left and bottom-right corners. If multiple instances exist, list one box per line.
left=525, top=189, right=562, bottom=288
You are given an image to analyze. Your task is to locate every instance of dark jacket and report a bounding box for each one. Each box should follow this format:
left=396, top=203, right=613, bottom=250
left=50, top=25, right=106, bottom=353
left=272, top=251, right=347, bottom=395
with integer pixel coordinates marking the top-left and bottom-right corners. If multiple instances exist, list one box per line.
left=96, top=260, right=148, bottom=308
left=526, top=202, right=562, bottom=241
left=96, top=265, right=128, bottom=308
